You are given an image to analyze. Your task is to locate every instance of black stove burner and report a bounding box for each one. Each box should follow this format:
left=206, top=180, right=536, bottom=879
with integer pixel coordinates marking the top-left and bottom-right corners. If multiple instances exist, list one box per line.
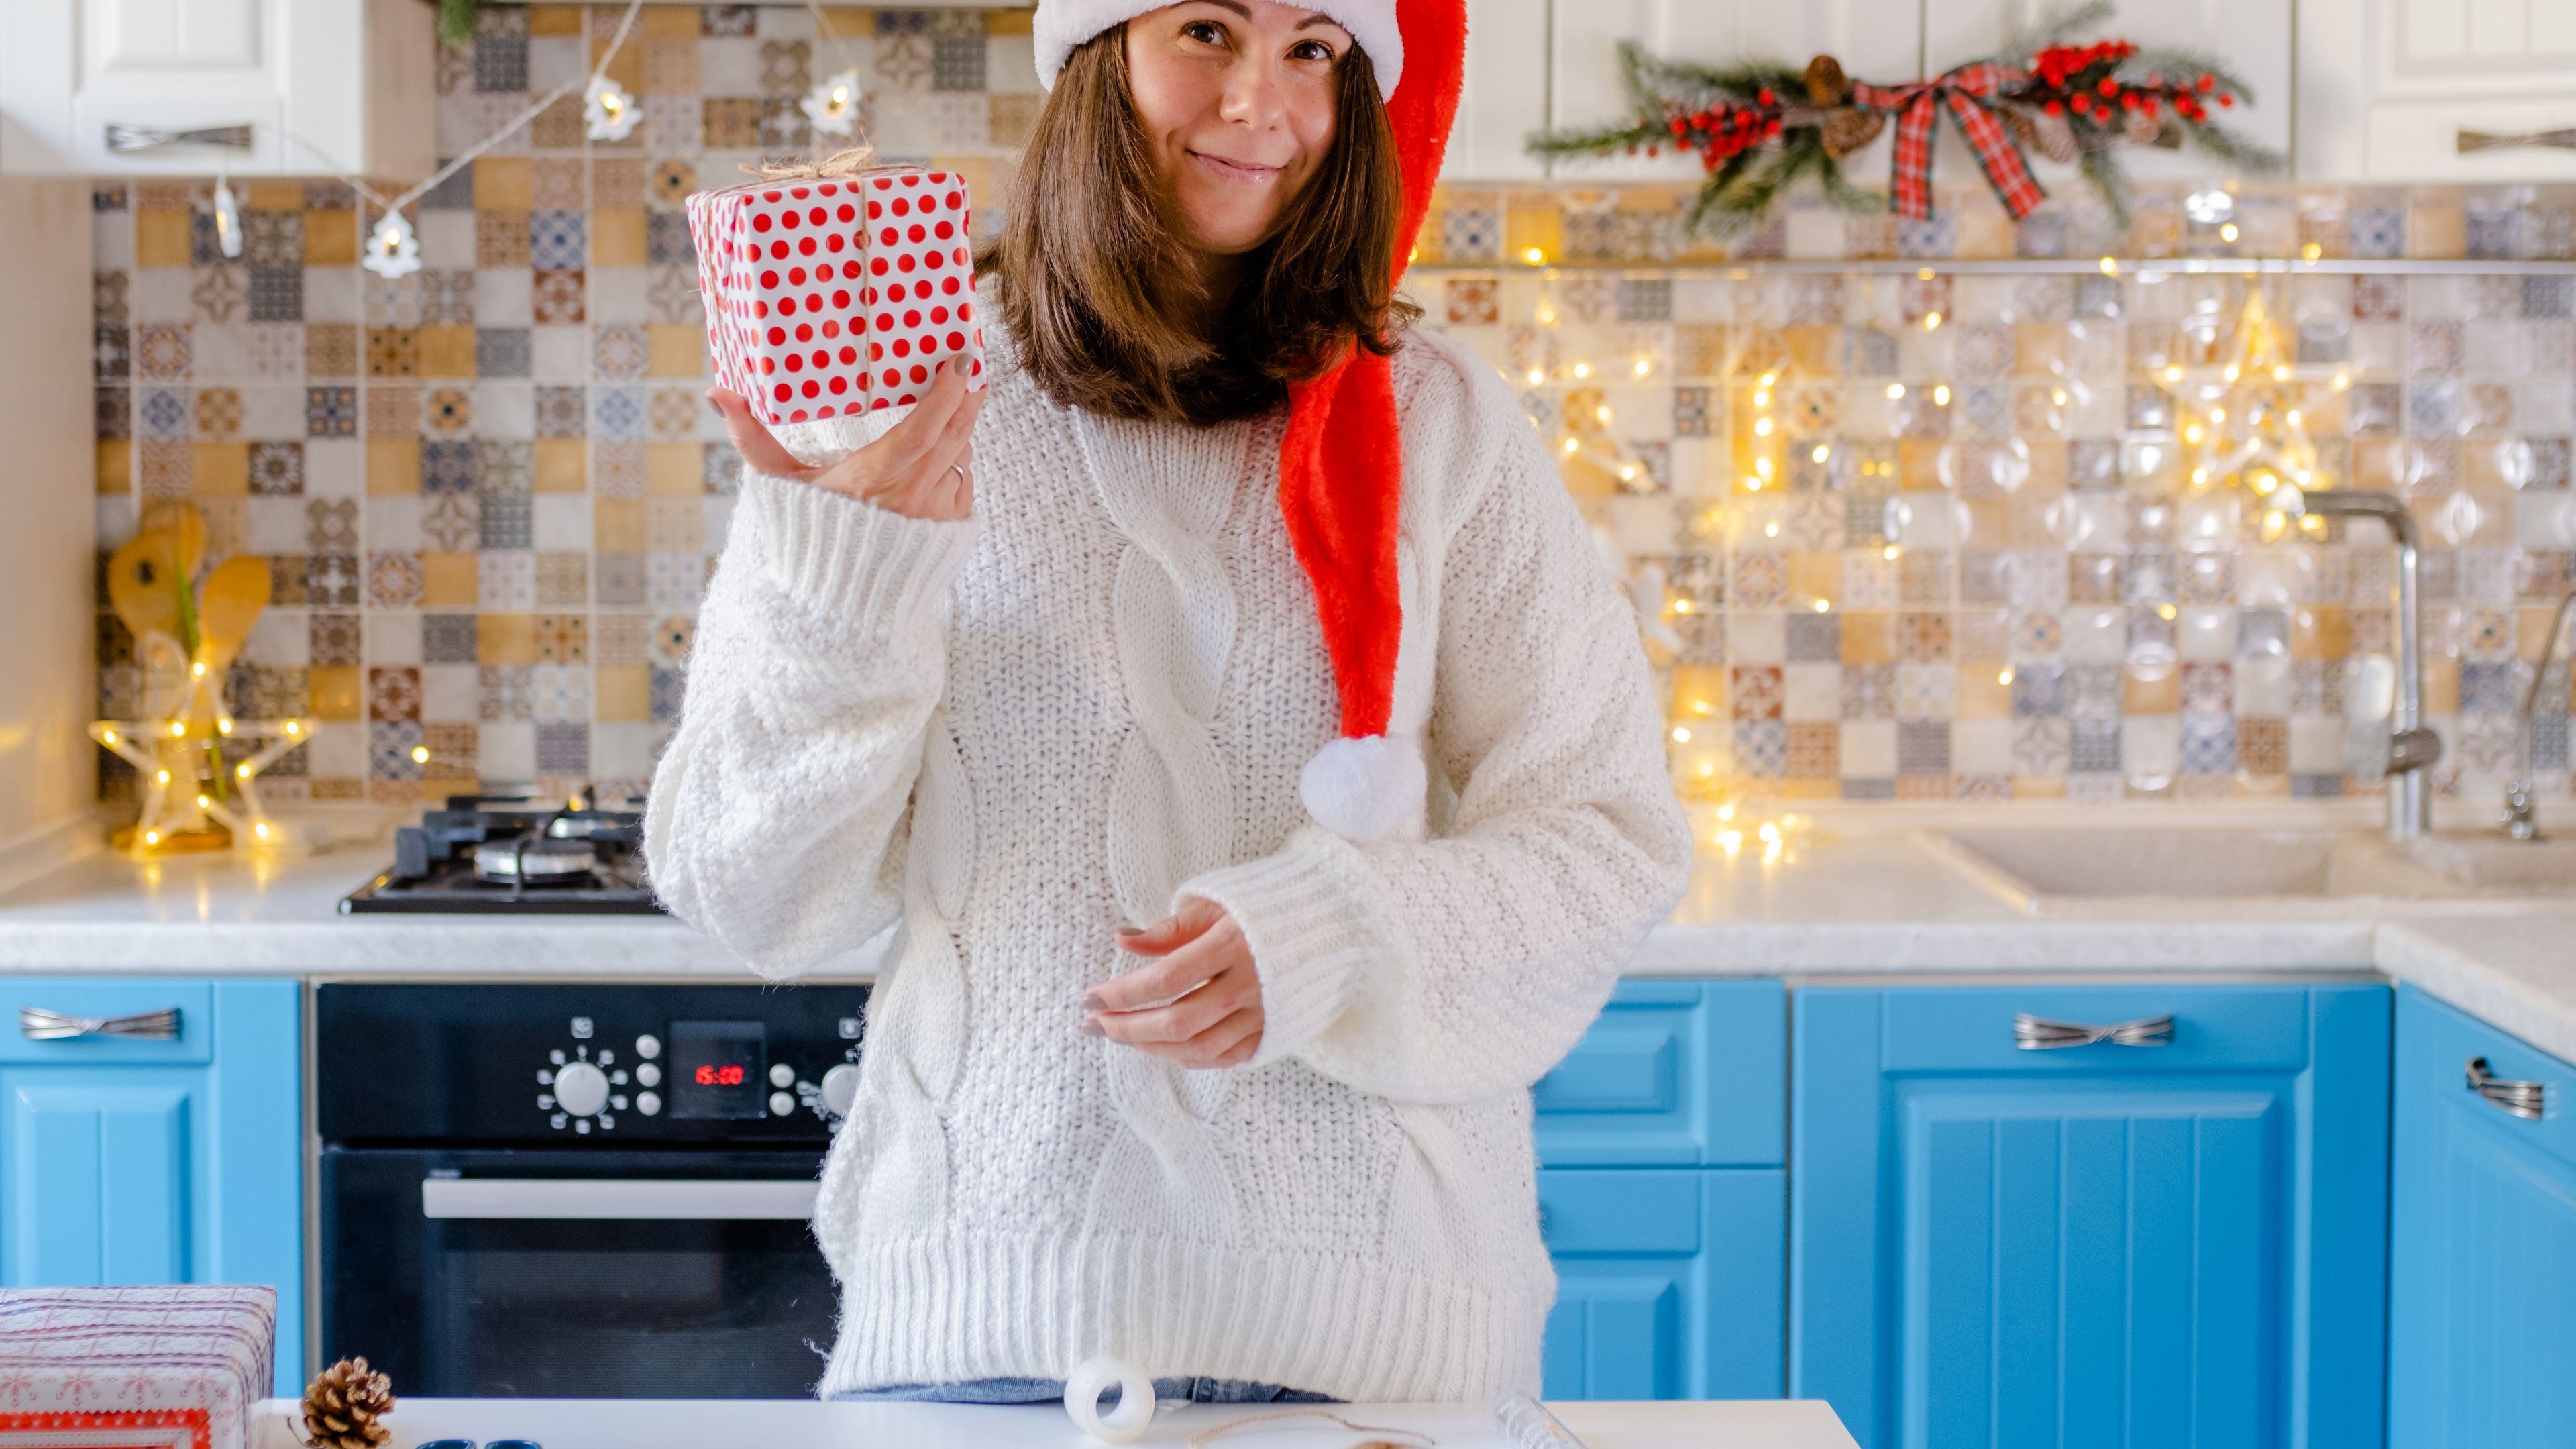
left=339, top=792, right=665, bottom=914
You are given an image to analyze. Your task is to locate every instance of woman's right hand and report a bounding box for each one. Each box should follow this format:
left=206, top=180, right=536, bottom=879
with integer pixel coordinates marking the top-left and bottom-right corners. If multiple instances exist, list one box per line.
left=706, top=356, right=985, bottom=522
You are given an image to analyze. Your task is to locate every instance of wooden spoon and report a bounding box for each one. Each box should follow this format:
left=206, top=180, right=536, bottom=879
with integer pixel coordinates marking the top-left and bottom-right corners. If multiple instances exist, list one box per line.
left=138, top=500, right=206, bottom=579
left=196, top=555, right=272, bottom=675
left=106, top=531, right=184, bottom=645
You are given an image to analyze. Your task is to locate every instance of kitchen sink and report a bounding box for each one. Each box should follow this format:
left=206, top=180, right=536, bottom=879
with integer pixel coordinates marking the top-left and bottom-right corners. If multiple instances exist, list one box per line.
left=1918, top=824, right=2573, bottom=918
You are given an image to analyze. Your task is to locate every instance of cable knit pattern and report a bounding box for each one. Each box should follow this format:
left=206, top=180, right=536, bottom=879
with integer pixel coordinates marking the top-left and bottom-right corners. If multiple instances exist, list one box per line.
left=642, top=317, right=1695, bottom=1403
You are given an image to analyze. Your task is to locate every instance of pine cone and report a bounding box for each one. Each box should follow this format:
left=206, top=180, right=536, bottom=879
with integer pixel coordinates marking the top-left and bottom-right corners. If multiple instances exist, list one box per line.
left=301, top=1357, right=395, bottom=1449
left=2004, top=105, right=2079, bottom=164
left=1819, top=108, right=1886, bottom=159
left=1803, top=54, right=1849, bottom=107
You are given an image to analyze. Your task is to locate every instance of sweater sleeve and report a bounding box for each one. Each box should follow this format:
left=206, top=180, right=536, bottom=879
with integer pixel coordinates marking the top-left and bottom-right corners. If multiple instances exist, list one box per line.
left=643, top=467, right=980, bottom=980
left=1167, top=364, right=1697, bottom=1104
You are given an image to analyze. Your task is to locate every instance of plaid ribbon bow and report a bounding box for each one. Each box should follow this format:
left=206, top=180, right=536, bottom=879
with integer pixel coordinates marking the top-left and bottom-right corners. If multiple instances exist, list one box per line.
left=1851, top=63, right=2047, bottom=221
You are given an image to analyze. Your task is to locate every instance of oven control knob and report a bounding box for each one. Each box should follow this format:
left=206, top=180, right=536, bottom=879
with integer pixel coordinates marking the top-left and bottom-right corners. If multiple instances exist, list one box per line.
left=553, top=1061, right=611, bottom=1117
left=635, top=1063, right=661, bottom=1088
left=637, top=1091, right=662, bottom=1117
left=769, top=1091, right=796, bottom=1117
left=820, top=1063, right=861, bottom=1117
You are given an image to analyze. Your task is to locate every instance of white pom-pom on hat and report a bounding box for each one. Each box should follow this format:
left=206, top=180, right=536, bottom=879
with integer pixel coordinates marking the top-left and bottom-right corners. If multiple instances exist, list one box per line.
left=1301, top=733, right=1426, bottom=842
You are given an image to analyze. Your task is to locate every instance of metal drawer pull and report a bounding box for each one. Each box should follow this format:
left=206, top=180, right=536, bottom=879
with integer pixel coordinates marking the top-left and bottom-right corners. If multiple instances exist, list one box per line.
left=2466, top=1057, right=2546, bottom=1121
left=421, top=1177, right=818, bottom=1220
left=19, top=1006, right=182, bottom=1041
left=2458, top=128, right=2576, bottom=154
left=2013, top=1012, right=2174, bottom=1050
left=105, top=123, right=254, bottom=154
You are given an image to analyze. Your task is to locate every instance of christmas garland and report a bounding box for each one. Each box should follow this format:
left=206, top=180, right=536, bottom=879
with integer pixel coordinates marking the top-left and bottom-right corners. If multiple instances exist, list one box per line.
left=1528, top=1, right=2282, bottom=238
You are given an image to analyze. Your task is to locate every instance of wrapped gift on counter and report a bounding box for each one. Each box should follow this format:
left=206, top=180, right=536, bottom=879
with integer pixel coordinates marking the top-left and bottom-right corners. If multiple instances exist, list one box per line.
left=0, top=1285, right=276, bottom=1449
left=688, top=158, right=985, bottom=427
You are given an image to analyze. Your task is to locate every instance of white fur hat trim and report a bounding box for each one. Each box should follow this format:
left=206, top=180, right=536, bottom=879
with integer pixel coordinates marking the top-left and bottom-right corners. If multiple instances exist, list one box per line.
left=1299, top=732, right=1426, bottom=842
left=1032, top=0, right=1403, bottom=100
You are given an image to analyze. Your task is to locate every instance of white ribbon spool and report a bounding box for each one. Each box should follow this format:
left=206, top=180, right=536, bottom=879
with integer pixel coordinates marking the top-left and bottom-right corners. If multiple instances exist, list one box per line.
left=1065, top=1355, right=1157, bottom=1444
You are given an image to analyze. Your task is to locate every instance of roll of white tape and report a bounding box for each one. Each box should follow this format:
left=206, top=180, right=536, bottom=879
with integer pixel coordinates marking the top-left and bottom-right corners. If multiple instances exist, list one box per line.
left=1064, top=1355, right=1156, bottom=1444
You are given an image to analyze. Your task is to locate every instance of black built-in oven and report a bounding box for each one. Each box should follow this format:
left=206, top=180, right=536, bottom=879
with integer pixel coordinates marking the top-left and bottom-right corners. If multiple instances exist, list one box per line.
left=317, top=983, right=869, bottom=1398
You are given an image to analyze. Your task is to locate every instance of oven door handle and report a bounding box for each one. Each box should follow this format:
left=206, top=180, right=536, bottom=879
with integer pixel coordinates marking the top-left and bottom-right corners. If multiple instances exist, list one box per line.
left=420, top=1177, right=819, bottom=1220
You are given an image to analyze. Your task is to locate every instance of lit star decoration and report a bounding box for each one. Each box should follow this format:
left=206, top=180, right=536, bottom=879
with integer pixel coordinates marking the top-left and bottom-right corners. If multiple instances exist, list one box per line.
left=584, top=74, right=642, bottom=142
left=802, top=68, right=864, bottom=136
left=362, top=208, right=421, bottom=278
left=90, top=626, right=315, bottom=859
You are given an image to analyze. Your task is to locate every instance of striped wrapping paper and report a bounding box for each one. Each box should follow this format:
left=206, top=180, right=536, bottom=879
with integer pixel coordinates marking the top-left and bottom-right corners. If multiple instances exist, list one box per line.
left=0, top=1287, right=275, bottom=1449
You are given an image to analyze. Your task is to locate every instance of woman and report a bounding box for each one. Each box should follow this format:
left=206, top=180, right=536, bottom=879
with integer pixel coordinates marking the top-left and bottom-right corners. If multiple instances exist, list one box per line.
left=643, top=0, right=1695, bottom=1408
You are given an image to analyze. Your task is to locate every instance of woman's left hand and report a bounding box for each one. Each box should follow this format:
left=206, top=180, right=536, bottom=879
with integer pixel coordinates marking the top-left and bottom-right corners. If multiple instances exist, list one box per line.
left=1081, top=898, right=1265, bottom=1069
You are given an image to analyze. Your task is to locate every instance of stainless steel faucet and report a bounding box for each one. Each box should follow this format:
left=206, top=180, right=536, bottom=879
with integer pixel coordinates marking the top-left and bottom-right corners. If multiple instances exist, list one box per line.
left=2503, top=587, right=2576, bottom=841
left=2286, top=488, right=2442, bottom=841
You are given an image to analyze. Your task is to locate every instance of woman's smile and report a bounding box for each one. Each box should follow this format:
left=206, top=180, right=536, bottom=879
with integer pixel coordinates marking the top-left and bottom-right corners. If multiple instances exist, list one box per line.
left=1187, top=148, right=1286, bottom=184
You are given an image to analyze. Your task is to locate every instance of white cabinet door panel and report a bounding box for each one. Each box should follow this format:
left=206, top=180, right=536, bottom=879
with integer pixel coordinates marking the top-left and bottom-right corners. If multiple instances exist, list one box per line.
left=2301, top=0, right=2576, bottom=180
left=1447, top=0, right=1553, bottom=182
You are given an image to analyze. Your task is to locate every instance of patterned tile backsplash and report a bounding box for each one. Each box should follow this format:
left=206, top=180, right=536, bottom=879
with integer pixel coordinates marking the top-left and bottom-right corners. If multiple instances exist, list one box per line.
left=88, top=3, right=2576, bottom=816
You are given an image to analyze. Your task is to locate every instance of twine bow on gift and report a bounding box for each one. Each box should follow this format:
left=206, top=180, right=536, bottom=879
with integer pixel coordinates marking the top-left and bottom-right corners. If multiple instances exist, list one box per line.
left=735, top=143, right=881, bottom=181
left=1850, top=63, right=2047, bottom=221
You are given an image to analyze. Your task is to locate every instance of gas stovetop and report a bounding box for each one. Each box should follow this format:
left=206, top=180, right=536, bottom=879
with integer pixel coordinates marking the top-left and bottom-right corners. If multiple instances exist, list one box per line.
left=339, top=790, right=664, bottom=914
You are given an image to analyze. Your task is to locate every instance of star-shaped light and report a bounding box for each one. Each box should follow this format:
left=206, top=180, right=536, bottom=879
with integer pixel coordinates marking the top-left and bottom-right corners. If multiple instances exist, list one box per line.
left=362, top=209, right=421, bottom=278
left=92, top=640, right=319, bottom=857
left=801, top=68, right=864, bottom=136
left=585, top=74, right=643, bottom=141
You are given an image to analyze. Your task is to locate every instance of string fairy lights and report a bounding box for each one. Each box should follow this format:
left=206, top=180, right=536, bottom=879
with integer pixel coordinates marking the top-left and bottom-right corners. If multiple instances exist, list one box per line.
left=339, top=0, right=651, bottom=278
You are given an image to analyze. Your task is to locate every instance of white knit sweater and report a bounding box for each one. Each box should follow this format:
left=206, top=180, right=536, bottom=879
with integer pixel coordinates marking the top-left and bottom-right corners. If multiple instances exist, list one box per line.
left=641, top=317, right=1696, bottom=1403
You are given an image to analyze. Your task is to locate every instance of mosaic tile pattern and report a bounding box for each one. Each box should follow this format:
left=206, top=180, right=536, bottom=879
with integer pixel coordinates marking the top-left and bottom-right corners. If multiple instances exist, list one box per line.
left=1413, top=258, right=2576, bottom=805
left=88, top=3, right=2576, bottom=814
left=91, top=3, right=1037, bottom=807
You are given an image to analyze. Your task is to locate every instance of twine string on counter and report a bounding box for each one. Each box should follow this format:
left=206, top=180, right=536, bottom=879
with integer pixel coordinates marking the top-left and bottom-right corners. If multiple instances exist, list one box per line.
left=1183, top=1409, right=1436, bottom=1448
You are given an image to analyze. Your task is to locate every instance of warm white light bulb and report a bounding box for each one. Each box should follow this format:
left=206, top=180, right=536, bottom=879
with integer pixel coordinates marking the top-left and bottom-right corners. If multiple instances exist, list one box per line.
left=584, top=74, right=643, bottom=142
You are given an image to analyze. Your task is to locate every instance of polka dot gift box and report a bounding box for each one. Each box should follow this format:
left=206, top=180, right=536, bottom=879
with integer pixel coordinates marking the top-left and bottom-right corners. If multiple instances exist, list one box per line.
left=686, top=162, right=985, bottom=428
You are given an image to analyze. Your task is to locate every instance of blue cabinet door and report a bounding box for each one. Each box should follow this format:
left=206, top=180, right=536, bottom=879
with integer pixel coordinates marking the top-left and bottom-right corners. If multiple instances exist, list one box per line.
left=1538, top=1167, right=1784, bottom=1400
left=1792, top=983, right=2390, bottom=1449
left=1532, top=979, right=1788, bottom=1399
left=0, top=978, right=304, bottom=1394
left=2390, top=985, right=2576, bottom=1449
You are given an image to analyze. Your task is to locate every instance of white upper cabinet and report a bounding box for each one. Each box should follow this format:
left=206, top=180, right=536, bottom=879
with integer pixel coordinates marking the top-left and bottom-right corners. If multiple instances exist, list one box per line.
left=1446, top=0, right=1553, bottom=181
left=0, top=0, right=433, bottom=177
left=1925, top=0, right=2294, bottom=182
left=1542, top=0, right=1923, bottom=184
left=2300, top=0, right=2576, bottom=180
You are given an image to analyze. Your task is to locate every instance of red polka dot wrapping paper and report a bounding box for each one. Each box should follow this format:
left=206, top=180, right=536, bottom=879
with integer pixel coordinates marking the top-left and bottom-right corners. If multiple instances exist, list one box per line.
left=686, top=168, right=986, bottom=428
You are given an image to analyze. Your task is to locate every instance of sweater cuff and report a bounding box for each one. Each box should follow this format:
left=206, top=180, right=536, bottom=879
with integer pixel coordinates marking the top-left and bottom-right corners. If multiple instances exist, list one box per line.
left=735, top=468, right=979, bottom=631
left=1170, top=826, right=1381, bottom=1073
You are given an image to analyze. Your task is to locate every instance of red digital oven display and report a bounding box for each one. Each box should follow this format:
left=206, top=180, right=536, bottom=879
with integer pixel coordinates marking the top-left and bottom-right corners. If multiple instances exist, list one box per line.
left=669, top=1020, right=766, bottom=1120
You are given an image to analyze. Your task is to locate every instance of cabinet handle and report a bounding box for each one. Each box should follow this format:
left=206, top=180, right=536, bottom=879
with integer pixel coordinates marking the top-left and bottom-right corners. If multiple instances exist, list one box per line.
left=2458, top=128, right=2576, bottom=154
left=104, top=123, right=254, bottom=155
left=19, top=1006, right=182, bottom=1042
left=2013, top=1012, right=2174, bottom=1050
left=2465, top=1057, right=2546, bottom=1121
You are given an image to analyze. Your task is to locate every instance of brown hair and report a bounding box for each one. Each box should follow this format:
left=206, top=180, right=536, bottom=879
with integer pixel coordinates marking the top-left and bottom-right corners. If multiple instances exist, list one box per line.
left=975, top=28, right=1417, bottom=427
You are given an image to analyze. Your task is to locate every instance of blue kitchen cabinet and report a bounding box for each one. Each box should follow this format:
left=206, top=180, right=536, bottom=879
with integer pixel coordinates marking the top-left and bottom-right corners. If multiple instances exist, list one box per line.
left=0, top=978, right=304, bottom=1395
left=1792, top=983, right=2390, bottom=1449
left=2390, top=985, right=2576, bottom=1448
left=1533, top=979, right=1785, bottom=1400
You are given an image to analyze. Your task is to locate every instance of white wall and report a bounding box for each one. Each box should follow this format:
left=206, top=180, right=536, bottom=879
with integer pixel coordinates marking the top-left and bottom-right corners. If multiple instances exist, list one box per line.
left=0, top=175, right=97, bottom=869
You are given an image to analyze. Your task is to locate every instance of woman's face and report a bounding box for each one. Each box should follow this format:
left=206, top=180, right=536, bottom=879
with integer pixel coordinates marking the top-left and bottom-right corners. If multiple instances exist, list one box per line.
left=1122, top=0, right=1352, bottom=257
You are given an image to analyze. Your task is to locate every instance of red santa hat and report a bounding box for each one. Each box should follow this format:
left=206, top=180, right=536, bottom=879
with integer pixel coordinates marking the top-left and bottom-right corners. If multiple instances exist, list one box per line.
left=1032, top=0, right=1467, bottom=843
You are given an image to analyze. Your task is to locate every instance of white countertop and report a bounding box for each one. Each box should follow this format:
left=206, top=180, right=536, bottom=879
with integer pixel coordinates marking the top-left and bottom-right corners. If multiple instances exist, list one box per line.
left=243, top=1395, right=1859, bottom=1449
left=5, top=800, right=2573, bottom=1059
